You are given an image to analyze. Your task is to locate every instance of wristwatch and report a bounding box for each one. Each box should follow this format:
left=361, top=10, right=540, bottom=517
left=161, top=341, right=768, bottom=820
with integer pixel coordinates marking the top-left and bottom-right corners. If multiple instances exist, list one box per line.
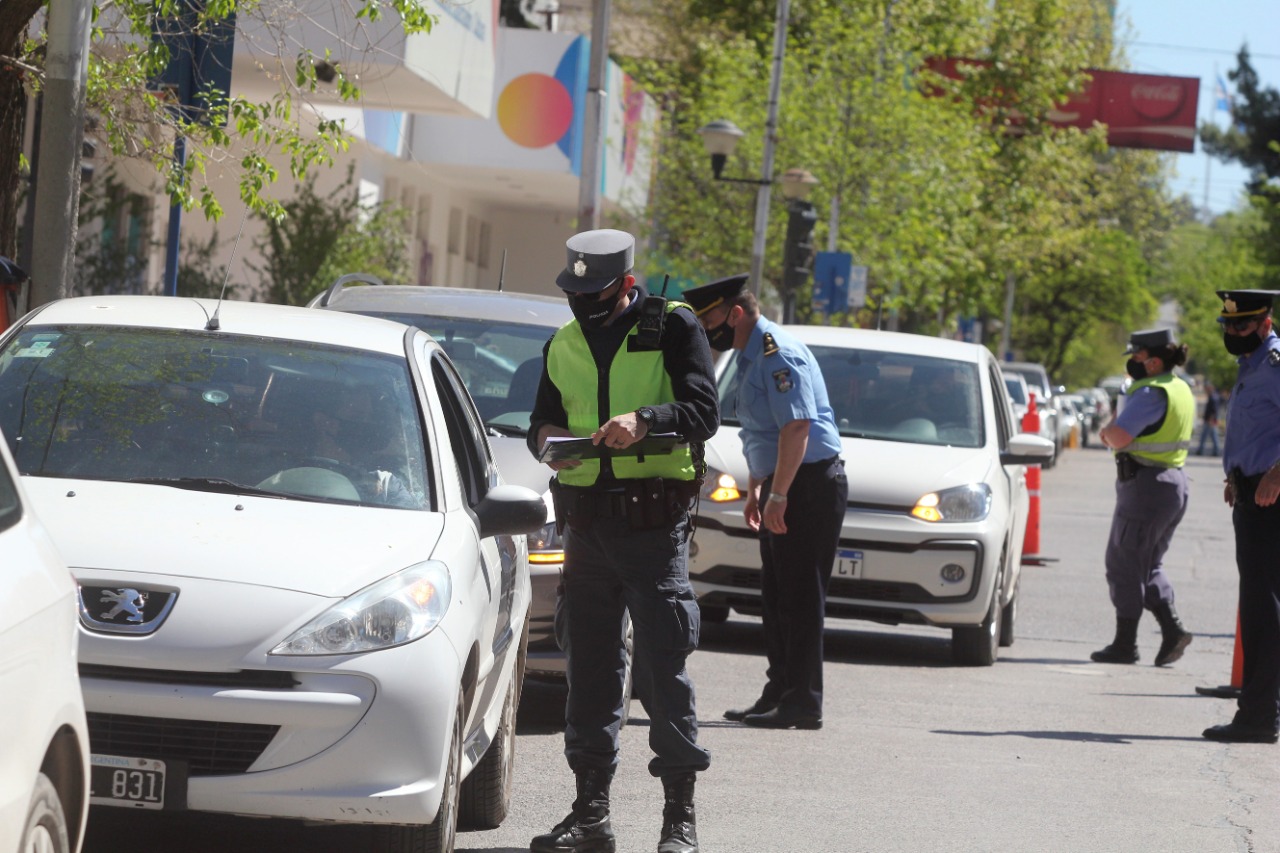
left=637, top=407, right=657, bottom=430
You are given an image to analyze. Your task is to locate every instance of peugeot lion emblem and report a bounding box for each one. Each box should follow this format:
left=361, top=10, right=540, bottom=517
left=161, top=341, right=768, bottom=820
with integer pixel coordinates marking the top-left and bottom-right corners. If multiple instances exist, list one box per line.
left=78, top=584, right=179, bottom=635
left=573, top=259, right=587, bottom=277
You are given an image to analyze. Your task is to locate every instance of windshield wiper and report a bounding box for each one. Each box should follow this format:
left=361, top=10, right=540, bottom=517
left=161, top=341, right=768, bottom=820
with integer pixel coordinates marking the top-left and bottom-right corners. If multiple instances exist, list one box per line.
left=487, top=422, right=528, bottom=438
left=125, top=477, right=281, bottom=498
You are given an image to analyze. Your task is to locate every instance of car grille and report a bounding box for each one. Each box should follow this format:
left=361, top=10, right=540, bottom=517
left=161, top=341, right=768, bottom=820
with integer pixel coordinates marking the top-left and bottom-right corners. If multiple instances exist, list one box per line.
left=699, top=565, right=938, bottom=603
left=87, top=713, right=280, bottom=776
left=80, top=664, right=299, bottom=689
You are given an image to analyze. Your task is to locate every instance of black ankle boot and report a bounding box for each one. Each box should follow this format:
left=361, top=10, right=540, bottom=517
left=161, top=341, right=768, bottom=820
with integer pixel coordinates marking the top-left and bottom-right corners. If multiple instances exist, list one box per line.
left=658, top=772, right=698, bottom=853
left=1152, top=601, right=1193, bottom=666
left=531, top=767, right=616, bottom=853
left=1091, top=616, right=1140, bottom=663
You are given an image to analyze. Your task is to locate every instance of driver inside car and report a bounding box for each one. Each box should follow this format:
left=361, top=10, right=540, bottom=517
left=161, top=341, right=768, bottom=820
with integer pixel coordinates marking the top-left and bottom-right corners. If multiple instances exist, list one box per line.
left=307, top=385, right=418, bottom=508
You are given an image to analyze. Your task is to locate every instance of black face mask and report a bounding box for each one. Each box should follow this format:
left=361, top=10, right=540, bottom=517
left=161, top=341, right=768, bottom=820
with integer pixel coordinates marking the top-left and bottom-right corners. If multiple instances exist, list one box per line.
left=568, top=286, right=622, bottom=328
left=704, top=318, right=735, bottom=351
left=1224, top=330, right=1263, bottom=356
left=1125, top=358, right=1148, bottom=381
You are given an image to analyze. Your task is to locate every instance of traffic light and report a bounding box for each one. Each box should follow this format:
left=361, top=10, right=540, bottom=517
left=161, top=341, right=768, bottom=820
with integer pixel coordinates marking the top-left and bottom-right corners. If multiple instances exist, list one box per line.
left=782, top=200, right=818, bottom=295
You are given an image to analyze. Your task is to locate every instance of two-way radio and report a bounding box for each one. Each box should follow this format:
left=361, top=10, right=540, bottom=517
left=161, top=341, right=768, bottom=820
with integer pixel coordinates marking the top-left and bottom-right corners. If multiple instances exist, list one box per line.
left=634, top=273, right=670, bottom=350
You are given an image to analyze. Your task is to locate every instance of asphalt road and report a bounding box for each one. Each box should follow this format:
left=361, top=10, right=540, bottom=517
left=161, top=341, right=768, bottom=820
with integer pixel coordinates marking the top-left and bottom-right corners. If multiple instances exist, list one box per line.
left=85, top=444, right=1280, bottom=852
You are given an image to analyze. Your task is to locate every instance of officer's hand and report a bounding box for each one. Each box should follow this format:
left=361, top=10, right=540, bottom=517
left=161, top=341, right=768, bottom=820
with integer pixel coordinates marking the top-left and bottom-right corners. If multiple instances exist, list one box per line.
left=762, top=499, right=788, bottom=535
left=592, top=412, right=643, bottom=450
left=743, top=492, right=761, bottom=532
left=1257, top=467, right=1280, bottom=507
left=1224, top=480, right=1234, bottom=507
left=539, top=425, right=581, bottom=470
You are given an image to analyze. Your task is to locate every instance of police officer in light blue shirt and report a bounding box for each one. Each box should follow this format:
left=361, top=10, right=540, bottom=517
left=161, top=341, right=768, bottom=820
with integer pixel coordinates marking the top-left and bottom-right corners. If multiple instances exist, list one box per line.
left=1204, top=289, right=1280, bottom=745
left=683, top=274, right=846, bottom=731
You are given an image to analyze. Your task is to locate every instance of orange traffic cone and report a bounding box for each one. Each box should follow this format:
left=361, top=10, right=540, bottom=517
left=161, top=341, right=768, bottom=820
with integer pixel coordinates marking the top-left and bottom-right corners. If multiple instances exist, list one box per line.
left=1021, top=393, right=1043, bottom=563
left=1196, top=610, right=1243, bottom=699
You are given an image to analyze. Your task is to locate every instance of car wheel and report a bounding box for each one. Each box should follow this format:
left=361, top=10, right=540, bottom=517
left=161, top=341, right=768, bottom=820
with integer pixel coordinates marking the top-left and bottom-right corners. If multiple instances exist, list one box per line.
left=20, top=773, right=70, bottom=853
left=698, top=602, right=730, bottom=624
left=370, top=693, right=462, bottom=853
left=952, top=573, right=1002, bottom=667
left=459, top=668, right=518, bottom=829
left=621, top=612, right=635, bottom=728
left=999, top=573, right=1019, bottom=648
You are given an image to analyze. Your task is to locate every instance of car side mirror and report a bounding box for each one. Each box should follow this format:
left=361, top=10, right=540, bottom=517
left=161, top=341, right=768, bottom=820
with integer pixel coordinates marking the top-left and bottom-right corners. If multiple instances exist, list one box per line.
left=1001, top=433, right=1056, bottom=466
left=474, top=484, right=548, bottom=538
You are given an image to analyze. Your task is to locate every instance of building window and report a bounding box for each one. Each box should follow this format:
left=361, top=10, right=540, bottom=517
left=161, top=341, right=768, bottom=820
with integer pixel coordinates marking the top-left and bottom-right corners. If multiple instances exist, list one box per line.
left=448, top=207, right=463, bottom=256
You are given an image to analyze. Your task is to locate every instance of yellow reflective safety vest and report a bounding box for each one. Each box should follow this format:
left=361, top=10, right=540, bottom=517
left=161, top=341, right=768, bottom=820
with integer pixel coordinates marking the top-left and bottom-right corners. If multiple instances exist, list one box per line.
left=547, top=302, right=695, bottom=487
left=1126, top=372, right=1194, bottom=468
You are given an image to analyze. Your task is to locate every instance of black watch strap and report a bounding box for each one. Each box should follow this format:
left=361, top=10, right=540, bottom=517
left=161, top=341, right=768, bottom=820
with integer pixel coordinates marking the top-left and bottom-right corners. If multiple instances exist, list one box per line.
left=637, top=406, right=657, bottom=428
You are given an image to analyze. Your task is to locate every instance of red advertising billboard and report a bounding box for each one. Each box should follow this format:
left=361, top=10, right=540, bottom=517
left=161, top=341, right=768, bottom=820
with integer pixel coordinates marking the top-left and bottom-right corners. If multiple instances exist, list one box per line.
left=926, top=59, right=1201, bottom=153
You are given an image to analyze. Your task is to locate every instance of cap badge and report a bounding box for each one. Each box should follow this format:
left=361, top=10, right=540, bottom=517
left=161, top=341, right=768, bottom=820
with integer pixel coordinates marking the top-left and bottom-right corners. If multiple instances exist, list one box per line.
left=573, top=260, right=587, bottom=277
left=1225, top=298, right=1238, bottom=313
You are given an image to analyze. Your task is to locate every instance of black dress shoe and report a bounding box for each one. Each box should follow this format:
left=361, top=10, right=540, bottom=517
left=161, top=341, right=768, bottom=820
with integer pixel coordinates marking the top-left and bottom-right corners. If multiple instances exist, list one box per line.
left=723, top=698, right=777, bottom=722
left=742, top=706, right=822, bottom=730
left=1202, top=722, right=1279, bottom=744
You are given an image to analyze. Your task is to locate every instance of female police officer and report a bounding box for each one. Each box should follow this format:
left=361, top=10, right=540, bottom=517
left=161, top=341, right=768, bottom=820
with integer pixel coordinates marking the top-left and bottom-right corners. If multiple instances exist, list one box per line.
left=1093, top=328, right=1195, bottom=667
left=527, top=229, right=719, bottom=851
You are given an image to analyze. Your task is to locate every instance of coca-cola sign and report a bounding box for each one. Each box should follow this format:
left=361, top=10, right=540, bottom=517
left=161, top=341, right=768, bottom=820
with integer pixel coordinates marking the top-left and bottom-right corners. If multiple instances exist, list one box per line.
left=1130, top=81, right=1186, bottom=120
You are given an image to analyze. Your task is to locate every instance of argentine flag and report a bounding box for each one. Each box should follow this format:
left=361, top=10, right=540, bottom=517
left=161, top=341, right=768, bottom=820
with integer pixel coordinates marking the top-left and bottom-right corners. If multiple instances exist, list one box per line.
left=1214, top=75, right=1232, bottom=113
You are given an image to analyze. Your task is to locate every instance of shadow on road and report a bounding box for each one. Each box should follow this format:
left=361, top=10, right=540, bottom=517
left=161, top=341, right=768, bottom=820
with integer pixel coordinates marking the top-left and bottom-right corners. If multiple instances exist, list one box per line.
left=701, top=617, right=954, bottom=668
left=931, top=729, right=1206, bottom=744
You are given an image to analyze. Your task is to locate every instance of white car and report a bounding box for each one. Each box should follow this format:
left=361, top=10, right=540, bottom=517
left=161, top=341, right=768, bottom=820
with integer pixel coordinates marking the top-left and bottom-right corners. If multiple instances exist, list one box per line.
left=0, top=430, right=90, bottom=853
left=691, top=327, right=1054, bottom=666
left=0, top=296, right=547, bottom=851
left=308, top=278, right=575, bottom=679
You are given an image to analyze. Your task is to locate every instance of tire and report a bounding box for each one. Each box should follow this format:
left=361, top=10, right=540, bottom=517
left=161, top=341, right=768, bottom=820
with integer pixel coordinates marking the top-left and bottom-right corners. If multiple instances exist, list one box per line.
left=620, top=613, right=635, bottom=728
left=952, top=573, right=1002, bottom=667
left=20, top=773, right=70, bottom=853
left=698, top=602, right=730, bottom=624
left=459, top=671, right=518, bottom=829
left=999, top=573, right=1019, bottom=648
left=370, top=694, right=462, bottom=853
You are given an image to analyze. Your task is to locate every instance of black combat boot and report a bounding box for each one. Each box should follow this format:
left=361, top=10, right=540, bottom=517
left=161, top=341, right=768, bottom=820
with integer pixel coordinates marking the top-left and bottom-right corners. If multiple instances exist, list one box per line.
left=531, top=767, right=616, bottom=853
left=658, top=773, right=698, bottom=853
left=1091, top=616, right=1140, bottom=663
left=1152, top=601, right=1193, bottom=666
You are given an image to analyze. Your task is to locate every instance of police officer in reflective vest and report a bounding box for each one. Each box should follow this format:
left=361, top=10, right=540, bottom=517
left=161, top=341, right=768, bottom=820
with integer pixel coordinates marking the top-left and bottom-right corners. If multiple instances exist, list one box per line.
left=1204, top=290, right=1280, bottom=744
left=683, top=274, right=846, bottom=731
left=1094, top=328, right=1195, bottom=666
left=527, top=229, right=719, bottom=851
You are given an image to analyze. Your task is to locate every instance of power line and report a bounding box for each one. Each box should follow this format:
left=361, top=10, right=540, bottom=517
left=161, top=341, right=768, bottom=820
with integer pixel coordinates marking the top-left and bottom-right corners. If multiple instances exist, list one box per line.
left=1127, top=40, right=1280, bottom=62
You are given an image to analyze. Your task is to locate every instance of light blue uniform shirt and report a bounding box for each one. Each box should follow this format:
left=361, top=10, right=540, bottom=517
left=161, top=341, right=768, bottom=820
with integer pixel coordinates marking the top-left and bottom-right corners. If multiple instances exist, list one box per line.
left=733, top=317, right=843, bottom=480
left=1115, top=384, right=1168, bottom=437
left=1223, top=332, right=1280, bottom=477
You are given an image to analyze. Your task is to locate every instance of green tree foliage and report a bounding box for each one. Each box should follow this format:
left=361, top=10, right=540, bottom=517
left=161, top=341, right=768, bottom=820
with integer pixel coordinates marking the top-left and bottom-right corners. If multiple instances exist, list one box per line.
left=0, top=0, right=434, bottom=258
left=252, top=167, right=410, bottom=307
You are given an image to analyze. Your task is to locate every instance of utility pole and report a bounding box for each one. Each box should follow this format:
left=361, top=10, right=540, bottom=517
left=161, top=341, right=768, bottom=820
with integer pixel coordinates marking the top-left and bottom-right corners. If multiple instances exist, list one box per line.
left=748, top=0, right=790, bottom=297
left=30, top=0, right=92, bottom=309
left=576, top=0, right=611, bottom=231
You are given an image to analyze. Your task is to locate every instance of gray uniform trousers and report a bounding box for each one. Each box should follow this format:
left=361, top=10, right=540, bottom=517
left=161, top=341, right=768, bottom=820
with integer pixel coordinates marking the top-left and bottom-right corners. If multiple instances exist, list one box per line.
left=1104, top=464, right=1189, bottom=618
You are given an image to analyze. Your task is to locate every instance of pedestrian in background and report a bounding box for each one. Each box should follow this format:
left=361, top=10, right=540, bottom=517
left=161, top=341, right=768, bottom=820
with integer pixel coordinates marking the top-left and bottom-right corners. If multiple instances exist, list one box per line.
left=1204, top=289, right=1280, bottom=745
left=528, top=229, right=719, bottom=851
left=1197, top=381, right=1222, bottom=456
left=1093, top=328, right=1195, bottom=666
left=683, top=274, right=846, bottom=730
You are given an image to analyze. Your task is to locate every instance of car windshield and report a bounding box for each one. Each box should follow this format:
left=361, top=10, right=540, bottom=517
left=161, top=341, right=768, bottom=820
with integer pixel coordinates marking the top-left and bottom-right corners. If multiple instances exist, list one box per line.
left=1003, top=377, right=1028, bottom=405
left=351, top=311, right=551, bottom=435
left=718, top=346, right=984, bottom=448
left=0, top=325, right=431, bottom=509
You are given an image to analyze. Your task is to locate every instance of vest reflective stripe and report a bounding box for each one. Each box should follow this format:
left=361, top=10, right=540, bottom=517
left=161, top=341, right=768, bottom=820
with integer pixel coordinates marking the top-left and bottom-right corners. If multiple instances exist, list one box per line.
left=547, top=301, right=695, bottom=487
left=1127, top=372, right=1195, bottom=468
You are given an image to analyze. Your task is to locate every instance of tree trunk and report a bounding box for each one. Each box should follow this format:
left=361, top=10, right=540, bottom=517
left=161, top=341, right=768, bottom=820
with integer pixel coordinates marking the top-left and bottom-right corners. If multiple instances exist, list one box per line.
left=0, top=0, right=44, bottom=259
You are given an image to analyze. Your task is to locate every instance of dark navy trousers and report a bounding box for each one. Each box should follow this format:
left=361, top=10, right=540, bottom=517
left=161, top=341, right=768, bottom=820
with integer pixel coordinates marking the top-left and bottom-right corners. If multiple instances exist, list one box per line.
left=559, top=509, right=710, bottom=777
left=759, top=456, right=847, bottom=717
left=1103, top=465, right=1188, bottom=619
left=1232, top=497, right=1280, bottom=729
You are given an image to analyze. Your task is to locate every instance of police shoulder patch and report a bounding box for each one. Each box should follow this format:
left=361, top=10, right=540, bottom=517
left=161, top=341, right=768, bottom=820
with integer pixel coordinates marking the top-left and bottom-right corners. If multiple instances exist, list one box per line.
left=1269, top=349, right=1280, bottom=367
left=772, top=368, right=793, bottom=393
left=762, top=332, right=780, bottom=356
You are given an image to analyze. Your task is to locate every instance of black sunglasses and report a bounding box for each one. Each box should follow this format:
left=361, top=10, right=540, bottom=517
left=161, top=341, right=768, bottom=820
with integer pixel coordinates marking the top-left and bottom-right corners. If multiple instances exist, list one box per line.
left=1220, top=315, right=1264, bottom=332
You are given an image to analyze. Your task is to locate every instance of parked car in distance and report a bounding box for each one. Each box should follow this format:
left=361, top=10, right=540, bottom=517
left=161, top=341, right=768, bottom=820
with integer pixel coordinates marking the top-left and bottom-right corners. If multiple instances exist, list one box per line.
left=1002, top=371, right=1031, bottom=427
left=0, top=429, right=90, bottom=853
left=692, top=327, right=1055, bottom=666
left=1001, top=361, right=1060, bottom=466
left=0, top=296, right=546, bottom=851
left=309, top=278, right=577, bottom=683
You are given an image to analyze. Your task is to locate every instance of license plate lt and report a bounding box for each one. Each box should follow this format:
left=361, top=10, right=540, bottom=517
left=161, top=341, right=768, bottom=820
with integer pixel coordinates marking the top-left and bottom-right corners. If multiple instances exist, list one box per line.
left=90, top=754, right=167, bottom=810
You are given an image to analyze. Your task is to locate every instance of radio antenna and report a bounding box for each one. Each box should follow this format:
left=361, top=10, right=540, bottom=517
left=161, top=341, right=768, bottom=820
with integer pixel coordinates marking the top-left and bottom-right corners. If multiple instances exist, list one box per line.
left=497, top=249, right=508, bottom=292
left=660, top=273, right=670, bottom=297
left=205, top=208, right=250, bottom=331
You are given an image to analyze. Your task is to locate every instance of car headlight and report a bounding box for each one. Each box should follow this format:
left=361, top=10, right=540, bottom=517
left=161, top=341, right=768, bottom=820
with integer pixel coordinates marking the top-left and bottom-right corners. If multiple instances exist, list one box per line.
left=271, top=561, right=452, bottom=656
left=911, top=483, right=992, bottom=522
left=527, top=521, right=565, bottom=565
left=703, top=469, right=743, bottom=503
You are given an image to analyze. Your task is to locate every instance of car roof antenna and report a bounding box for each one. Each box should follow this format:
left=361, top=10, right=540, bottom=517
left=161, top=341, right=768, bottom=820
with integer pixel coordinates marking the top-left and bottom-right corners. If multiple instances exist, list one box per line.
left=205, top=207, right=250, bottom=331
left=496, top=249, right=508, bottom=292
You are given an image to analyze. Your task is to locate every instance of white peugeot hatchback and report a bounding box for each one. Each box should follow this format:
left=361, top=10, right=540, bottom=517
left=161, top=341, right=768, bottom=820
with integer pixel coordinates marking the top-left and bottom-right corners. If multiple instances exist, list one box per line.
left=691, top=327, right=1054, bottom=665
left=0, top=296, right=546, bottom=851
left=0, top=429, right=90, bottom=853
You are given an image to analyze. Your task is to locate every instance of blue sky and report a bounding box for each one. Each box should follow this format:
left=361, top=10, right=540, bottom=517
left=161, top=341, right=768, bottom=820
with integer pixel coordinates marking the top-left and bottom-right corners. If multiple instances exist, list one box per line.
left=1116, top=0, right=1280, bottom=216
